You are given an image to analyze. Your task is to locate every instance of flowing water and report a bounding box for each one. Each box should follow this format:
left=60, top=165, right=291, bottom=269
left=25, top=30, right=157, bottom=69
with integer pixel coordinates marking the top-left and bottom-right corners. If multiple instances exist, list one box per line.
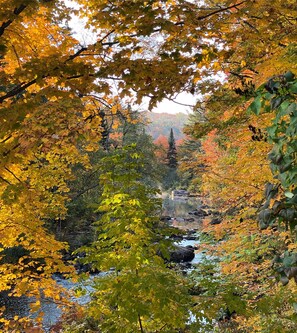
left=162, top=194, right=205, bottom=264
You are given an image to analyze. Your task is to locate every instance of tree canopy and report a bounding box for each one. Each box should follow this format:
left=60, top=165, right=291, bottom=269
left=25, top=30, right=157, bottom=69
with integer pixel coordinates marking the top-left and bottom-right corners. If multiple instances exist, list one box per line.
left=0, top=0, right=296, bottom=331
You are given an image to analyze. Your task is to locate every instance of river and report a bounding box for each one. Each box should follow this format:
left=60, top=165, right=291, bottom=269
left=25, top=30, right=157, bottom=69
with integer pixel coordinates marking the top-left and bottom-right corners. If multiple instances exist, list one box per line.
left=162, top=194, right=206, bottom=264
left=2, top=194, right=205, bottom=331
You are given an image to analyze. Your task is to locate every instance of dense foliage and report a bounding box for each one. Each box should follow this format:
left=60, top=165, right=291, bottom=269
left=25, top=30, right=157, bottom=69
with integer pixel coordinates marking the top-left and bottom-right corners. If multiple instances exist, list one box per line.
left=76, top=145, right=193, bottom=333
left=0, top=0, right=296, bottom=332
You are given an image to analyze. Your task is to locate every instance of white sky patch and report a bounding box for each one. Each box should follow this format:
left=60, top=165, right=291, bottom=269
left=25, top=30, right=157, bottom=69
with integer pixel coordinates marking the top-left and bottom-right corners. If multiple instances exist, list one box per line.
left=65, top=0, right=96, bottom=45
left=151, top=92, right=197, bottom=114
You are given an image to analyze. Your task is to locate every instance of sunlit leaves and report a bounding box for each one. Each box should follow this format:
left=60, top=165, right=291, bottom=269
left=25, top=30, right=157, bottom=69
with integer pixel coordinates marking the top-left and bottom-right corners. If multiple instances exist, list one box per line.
left=80, top=145, right=193, bottom=332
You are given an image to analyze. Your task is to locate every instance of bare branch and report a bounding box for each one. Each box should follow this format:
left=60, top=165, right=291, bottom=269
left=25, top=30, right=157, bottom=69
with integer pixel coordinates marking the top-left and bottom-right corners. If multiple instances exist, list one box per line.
left=166, top=96, right=195, bottom=108
left=0, top=175, right=11, bottom=185
left=4, top=166, right=23, bottom=183
left=70, top=183, right=100, bottom=200
left=12, top=44, right=22, bottom=68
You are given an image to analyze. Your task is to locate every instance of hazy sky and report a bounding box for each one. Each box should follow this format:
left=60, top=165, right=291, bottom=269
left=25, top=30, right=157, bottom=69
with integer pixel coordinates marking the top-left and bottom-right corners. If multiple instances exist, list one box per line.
left=147, top=93, right=196, bottom=114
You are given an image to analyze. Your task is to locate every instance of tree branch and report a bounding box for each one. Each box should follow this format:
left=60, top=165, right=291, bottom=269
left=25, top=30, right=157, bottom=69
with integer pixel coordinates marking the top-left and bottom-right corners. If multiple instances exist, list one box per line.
left=0, top=4, right=27, bottom=38
left=0, top=2, right=56, bottom=38
left=0, top=135, right=13, bottom=143
left=0, top=175, right=11, bottom=185
left=4, top=166, right=23, bottom=183
left=0, top=30, right=116, bottom=104
left=70, top=183, right=100, bottom=200
left=196, top=1, right=247, bottom=21
left=166, top=96, right=195, bottom=108
left=0, top=1, right=248, bottom=103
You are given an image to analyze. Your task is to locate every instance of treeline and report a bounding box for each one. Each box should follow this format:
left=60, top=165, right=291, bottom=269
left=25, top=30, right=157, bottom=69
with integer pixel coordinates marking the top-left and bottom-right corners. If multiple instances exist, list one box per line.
left=142, top=111, right=188, bottom=141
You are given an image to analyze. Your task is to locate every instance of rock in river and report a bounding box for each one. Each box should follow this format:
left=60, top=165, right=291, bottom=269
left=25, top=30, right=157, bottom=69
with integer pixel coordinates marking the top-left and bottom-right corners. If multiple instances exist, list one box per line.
left=188, top=209, right=209, bottom=217
left=170, top=245, right=195, bottom=263
left=210, top=217, right=222, bottom=225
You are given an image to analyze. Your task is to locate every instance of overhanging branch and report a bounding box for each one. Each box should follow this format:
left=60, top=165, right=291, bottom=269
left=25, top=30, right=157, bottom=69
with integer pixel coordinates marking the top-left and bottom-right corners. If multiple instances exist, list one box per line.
left=0, top=4, right=27, bottom=38
left=0, top=1, right=248, bottom=103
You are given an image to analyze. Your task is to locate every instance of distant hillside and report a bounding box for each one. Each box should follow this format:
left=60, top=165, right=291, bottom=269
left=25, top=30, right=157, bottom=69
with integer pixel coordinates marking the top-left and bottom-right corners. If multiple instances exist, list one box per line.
left=141, top=112, right=188, bottom=141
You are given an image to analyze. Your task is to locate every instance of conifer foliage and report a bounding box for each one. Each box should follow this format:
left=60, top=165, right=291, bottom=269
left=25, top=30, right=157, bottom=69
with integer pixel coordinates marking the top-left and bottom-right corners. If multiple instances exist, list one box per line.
left=166, top=128, right=178, bottom=169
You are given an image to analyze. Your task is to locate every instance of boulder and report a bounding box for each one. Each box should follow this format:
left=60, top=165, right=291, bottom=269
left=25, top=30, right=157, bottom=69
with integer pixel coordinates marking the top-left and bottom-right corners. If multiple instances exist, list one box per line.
left=184, top=217, right=195, bottom=222
left=160, top=215, right=172, bottom=222
left=184, top=235, right=197, bottom=241
left=210, top=218, right=222, bottom=225
left=172, top=190, right=189, bottom=198
left=179, top=262, right=192, bottom=275
left=170, top=234, right=184, bottom=241
left=188, top=209, right=208, bottom=217
left=187, top=229, right=197, bottom=234
left=183, top=229, right=198, bottom=240
left=170, top=245, right=195, bottom=263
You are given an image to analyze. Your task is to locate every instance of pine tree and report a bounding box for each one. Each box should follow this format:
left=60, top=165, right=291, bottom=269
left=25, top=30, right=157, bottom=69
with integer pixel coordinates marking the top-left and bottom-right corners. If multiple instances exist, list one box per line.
left=167, top=128, right=178, bottom=169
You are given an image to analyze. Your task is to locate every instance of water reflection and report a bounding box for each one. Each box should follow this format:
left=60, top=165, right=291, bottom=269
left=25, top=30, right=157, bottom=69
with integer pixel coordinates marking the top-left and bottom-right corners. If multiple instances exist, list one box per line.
left=162, top=194, right=203, bottom=230
left=162, top=194, right=201, bottom=217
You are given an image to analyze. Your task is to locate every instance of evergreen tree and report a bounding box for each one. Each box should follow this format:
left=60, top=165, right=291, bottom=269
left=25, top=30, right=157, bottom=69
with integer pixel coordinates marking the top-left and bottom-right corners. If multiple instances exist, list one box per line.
left=166, top=128, right=178, bottom=169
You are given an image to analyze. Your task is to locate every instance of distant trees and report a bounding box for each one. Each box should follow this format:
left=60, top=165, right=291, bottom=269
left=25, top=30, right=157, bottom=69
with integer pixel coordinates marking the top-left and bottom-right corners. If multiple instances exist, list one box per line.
left=166, top=128, right=178, bottom=169
left=154, top=134, right=168, bottom=164
left=160, top=128, right=180, bottom=190
left=144, top=112, right=188, bottom=141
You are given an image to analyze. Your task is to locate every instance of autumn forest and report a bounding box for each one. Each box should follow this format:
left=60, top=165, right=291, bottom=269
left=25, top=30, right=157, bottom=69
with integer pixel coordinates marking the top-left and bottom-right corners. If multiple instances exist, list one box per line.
left=0, top=0, right=296, bottom=332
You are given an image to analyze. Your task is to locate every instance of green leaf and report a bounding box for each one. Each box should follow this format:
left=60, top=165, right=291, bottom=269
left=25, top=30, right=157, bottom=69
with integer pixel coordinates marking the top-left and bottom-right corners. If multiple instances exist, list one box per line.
left=248, top=95, right=262, bottom=115
left=277, top=100, right=291, bottom=119
left=284, top=71, right=295, bottom=82
left=285, top=191, right=294, bottom=198
left=270, top=97, right=282, bottom=110
left=288, top=82, right=297, bottom=94
left=266, top=125, right=277, bottom=137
